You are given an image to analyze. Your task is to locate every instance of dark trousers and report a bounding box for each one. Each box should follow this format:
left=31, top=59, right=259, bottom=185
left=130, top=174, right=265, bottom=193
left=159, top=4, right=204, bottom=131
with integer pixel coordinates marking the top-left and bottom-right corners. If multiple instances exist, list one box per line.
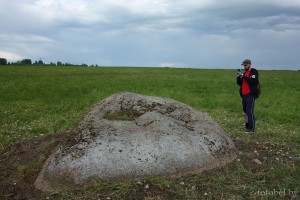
left=242, top=94, right=255, bottom=131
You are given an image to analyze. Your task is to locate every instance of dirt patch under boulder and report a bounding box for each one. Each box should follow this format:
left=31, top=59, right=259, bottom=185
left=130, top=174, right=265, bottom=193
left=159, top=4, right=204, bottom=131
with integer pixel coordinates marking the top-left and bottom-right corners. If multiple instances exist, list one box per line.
left=0, top=132, right=68, bottom=199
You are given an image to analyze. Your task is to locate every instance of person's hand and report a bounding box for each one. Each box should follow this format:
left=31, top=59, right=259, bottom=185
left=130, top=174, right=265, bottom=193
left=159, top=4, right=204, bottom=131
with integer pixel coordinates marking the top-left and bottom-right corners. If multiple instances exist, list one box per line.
left=237, top=72, right=243, bottom=78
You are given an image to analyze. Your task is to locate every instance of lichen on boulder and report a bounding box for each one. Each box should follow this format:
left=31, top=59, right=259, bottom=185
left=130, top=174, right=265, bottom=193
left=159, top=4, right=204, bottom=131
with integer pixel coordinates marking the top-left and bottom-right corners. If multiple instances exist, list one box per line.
left=35, top=92, right=236, bottom=191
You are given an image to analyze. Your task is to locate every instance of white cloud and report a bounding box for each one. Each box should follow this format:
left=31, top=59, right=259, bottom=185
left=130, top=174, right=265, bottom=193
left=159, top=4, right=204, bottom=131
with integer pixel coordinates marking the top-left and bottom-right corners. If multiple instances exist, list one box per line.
left=0, top=33, right=56, bottom=61
left=0, top=34, right=55, bottom=44
left=0, top=50, right=22, bottom=61
left=23, top=0, right=105, bottom=24
left=160, top=63, right=184, bottom=68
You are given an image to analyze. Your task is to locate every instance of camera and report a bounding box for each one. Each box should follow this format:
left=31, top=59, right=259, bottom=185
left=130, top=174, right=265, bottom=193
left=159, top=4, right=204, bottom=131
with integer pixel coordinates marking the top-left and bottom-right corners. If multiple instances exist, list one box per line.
left=237, top=69, right=243, bottom=77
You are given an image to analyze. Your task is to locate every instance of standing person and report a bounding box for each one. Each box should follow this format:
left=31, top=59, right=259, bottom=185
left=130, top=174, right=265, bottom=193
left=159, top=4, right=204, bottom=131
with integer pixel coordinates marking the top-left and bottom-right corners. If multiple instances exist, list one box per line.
left=237, top=59, right=260, bottom=133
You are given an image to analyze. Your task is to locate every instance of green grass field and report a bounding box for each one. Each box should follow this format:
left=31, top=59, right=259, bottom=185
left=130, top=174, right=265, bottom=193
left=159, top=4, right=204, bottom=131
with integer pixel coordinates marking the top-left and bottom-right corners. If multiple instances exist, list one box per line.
left=0, top=66, right=299, bottom=199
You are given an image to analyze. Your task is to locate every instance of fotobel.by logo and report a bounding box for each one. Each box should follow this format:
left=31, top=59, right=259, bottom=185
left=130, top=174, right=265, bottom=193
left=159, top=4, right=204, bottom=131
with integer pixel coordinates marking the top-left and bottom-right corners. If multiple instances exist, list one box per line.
left=257, top=189, right=298, bottom=198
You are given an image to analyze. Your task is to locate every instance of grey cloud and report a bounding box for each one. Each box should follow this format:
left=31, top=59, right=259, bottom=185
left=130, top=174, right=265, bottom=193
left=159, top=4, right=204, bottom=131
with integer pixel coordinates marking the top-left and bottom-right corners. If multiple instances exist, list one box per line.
left=0, top=0, right=299, bottom=69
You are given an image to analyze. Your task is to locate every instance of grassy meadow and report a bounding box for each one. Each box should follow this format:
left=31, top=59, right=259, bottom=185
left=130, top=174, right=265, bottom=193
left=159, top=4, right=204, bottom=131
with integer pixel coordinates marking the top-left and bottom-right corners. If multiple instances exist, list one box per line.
left=0, top=65, right=299, bottom=199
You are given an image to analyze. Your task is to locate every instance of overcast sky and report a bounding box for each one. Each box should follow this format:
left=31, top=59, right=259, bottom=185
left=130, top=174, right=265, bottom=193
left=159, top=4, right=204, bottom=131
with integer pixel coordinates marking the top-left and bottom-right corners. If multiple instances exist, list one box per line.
left=0, top=0, right=300, bottom=69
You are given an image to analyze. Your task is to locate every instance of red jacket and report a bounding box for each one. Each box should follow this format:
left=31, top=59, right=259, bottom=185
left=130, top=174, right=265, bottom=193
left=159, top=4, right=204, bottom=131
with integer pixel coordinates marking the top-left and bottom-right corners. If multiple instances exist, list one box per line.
left=237, top=68, right=260, bottom=98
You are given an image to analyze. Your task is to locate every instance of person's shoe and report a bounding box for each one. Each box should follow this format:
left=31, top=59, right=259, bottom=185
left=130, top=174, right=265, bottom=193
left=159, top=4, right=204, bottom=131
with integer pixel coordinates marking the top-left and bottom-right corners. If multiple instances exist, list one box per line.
left=245, top=129, right=254, bottom=134
left=245, top=130, right=254, bottom=134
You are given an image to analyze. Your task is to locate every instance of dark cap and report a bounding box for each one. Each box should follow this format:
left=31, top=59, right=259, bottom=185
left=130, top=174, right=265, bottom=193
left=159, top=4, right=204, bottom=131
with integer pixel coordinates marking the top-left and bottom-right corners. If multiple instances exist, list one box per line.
left=241, top=59, right=251, bottom=65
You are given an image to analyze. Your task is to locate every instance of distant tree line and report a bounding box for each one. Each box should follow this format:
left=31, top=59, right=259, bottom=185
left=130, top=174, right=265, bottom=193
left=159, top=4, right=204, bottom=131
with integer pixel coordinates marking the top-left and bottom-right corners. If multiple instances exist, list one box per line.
left=0, top=58, right=8, bottom=65
left=0, top=57, right=98, bottom=67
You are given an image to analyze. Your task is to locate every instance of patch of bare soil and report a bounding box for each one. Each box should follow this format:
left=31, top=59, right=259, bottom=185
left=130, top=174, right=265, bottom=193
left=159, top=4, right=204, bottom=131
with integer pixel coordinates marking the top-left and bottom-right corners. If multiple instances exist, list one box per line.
left=0, top=132, right=68, bottom=200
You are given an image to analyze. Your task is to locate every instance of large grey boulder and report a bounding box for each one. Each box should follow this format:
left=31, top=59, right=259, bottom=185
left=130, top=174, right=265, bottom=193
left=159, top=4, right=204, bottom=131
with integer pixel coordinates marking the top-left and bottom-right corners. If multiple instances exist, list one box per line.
left=35, top=92, right=236, bottom=191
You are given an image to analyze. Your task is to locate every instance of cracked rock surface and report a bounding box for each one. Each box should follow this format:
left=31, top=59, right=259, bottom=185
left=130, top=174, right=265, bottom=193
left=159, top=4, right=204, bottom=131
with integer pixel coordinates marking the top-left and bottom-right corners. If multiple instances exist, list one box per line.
left=35, top=92, right=236, bottom=191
